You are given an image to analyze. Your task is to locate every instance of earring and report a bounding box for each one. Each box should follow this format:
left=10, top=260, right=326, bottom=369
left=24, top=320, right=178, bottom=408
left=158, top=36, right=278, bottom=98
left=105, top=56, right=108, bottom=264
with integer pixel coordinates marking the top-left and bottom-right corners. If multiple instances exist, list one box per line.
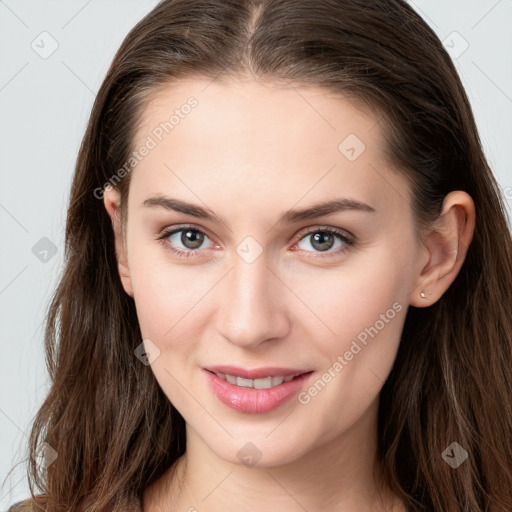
left=420, top=290, right=432, bottom=298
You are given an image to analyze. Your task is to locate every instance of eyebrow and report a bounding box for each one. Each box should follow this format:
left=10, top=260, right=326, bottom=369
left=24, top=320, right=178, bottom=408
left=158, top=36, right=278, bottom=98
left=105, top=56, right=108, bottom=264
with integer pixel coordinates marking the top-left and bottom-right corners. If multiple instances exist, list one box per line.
left=141, top=195, right=376, bottom=226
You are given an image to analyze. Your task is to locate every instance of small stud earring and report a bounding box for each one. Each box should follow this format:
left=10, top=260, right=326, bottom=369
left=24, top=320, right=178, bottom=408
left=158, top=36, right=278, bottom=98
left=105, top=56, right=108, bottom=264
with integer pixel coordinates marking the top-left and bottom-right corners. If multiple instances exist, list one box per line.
left=420, top=290, right=432, bottom=298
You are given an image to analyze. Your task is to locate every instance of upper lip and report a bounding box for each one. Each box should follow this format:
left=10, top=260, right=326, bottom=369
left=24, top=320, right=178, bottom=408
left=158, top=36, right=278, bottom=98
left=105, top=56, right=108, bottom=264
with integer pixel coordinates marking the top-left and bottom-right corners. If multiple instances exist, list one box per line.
left=205, top=365, right=312, bottom=380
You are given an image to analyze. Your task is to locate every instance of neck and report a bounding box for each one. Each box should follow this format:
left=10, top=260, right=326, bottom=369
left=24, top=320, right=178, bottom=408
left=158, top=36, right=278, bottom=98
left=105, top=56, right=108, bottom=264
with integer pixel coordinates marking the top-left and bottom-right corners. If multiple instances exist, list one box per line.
left=143, top=398, right=405, bottom=511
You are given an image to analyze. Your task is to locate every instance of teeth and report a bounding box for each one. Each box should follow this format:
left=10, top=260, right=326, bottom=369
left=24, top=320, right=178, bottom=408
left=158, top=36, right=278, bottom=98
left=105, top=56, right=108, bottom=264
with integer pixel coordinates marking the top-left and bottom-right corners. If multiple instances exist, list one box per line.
left=237, top=377, right=254, bottom=387
left=215, top=373, right=299, bottom=389
left=225, top=374, right=237, bottom=385
left=254, top=376, right=273, bottom=389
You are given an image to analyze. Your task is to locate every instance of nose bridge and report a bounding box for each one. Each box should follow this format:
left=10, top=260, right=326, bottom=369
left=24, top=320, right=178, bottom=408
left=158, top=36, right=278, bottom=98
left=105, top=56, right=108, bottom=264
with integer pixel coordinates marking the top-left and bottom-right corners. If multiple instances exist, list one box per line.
left=215, top=246, right=287, bottom=347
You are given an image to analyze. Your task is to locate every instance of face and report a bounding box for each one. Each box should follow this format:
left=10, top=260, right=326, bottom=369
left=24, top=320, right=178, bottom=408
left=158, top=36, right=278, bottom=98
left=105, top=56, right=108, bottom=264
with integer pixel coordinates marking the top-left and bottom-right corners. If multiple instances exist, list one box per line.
left=105, top=77, right=425, bottom=467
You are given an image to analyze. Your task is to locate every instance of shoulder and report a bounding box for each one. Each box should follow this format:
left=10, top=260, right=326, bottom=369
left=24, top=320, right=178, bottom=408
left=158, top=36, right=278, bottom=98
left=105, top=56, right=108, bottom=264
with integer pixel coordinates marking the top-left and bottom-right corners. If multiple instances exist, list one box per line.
left=7, top=501, right=29, bottom=511
left=7, top=495, right=47, bottom=511
left=7, top=495, right=142, bottom=511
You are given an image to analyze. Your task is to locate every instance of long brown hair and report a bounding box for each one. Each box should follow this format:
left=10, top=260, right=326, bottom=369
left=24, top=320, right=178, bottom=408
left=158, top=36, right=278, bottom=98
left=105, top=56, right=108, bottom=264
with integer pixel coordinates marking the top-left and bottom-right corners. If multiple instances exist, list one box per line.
left=7, top=0, right=512, bottom=510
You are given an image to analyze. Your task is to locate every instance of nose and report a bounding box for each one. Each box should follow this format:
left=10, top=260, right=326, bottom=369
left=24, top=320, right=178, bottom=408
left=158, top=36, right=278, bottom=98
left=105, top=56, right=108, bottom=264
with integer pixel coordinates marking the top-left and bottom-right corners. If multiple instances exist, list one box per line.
left=214, top=252, right=290, bottom=349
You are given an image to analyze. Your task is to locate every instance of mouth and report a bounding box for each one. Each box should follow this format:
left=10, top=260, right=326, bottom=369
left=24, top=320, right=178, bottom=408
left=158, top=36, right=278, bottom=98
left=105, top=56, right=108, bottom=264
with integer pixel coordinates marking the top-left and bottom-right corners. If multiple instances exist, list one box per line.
left=203, top=366, right=315, bottom=414
left=206, top=370, right=307, bottom=389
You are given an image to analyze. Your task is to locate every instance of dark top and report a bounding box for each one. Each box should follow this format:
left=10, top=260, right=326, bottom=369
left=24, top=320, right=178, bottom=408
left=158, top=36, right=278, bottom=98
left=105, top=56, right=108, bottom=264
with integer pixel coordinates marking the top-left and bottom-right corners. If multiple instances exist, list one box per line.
left=7, top=495, right=143, bottom=511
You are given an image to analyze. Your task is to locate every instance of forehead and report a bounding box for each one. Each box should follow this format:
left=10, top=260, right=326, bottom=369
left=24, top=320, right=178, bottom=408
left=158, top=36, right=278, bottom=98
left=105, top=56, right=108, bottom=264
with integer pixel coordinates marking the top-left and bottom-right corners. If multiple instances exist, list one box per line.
left=135, top=76, right=382, bottom=151
left=128, top=77, right=409, bottom=218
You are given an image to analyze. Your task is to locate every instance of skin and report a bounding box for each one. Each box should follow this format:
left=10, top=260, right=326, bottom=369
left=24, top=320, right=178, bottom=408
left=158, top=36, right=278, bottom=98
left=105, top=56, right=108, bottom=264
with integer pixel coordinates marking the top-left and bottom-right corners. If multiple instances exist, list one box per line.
left=103, top=77, right=475, bottom=511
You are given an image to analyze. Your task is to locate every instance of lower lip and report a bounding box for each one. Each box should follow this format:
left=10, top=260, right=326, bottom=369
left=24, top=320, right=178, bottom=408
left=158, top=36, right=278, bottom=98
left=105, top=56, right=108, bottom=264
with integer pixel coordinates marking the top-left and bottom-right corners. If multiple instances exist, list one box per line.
left=203, top=369, right=314, bottom=414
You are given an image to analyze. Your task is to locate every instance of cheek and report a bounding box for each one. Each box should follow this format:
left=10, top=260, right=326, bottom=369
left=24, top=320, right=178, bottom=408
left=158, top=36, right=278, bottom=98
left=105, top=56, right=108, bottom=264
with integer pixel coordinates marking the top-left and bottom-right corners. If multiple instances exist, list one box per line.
left=131, top=268, right=209, bottom=346
left=293, top=245, right=412, bottom=421
left=288, top=243, right=413, bottom=348
left=128, top=249, right=207, bottom=402
left=126, top=240, right=186, bottom=341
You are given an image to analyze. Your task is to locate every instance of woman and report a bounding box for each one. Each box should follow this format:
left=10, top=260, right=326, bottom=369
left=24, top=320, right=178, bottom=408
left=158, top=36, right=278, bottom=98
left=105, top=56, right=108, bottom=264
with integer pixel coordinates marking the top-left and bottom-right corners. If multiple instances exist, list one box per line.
left=7, top=0, right=512, bottom=511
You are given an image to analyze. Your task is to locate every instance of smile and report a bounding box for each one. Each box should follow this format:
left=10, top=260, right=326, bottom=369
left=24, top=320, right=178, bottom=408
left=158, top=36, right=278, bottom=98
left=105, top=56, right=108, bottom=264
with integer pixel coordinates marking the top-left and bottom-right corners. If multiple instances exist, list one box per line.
left=214, top=372, right=299, bottom=389
left=203, top=368, right=315, bottom=414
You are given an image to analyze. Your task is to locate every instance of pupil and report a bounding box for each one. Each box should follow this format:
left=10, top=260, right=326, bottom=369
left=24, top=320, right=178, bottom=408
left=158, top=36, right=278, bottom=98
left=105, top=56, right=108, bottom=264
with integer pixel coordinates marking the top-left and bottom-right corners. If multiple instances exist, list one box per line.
left=312, top=232, right=334, bottom=251
left=182, top=229, right=203, bottom=249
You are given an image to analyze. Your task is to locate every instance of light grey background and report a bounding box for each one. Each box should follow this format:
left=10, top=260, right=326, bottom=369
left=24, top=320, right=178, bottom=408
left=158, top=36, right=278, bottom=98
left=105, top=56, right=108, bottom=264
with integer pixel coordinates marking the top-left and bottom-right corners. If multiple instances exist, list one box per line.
left=1, top=0, right=511, bottom=507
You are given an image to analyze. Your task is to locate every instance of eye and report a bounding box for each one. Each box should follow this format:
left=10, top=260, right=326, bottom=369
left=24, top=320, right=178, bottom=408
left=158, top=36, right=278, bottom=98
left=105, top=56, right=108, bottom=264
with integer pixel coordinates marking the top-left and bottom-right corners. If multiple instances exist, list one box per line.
left=156, top=224, right=355, bottom=260
left=157, top=225, right=215, bottom=258
left=294, top=226, right=355, bottom=258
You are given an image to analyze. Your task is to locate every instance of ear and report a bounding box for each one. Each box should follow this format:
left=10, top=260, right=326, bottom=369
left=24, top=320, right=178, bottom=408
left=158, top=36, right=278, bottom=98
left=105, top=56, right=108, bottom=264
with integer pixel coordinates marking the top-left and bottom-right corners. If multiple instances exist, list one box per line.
left=103, top=185, right=134, bottom=298
left=409, top=191, right=475, bottom=307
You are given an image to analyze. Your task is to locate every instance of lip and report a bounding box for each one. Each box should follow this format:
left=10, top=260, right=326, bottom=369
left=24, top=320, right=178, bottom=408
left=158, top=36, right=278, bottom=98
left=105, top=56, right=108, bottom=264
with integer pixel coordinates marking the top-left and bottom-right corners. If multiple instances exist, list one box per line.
left=204, top=365, right=310, bottom=380
left=203, top=368, right=314, bottom=414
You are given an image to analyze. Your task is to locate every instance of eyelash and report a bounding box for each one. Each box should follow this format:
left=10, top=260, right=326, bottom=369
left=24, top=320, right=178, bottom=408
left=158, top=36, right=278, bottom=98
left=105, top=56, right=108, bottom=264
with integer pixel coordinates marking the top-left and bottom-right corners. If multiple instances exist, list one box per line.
left=156, top=224, right=355, bottom=260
